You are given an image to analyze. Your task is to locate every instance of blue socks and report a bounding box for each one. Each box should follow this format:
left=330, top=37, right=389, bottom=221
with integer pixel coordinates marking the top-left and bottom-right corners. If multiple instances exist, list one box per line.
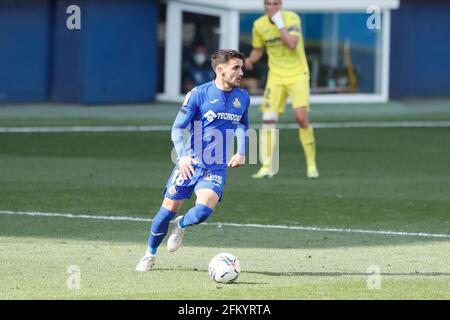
left=180, top=203, right=213, bottom=227
left=147, top=207, right=177, bottom=254
left=147, top=204, right=213, bottom=255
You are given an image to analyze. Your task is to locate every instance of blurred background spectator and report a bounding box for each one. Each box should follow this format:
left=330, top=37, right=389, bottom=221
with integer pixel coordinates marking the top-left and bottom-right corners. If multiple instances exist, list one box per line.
left=182, top=43, right=215, bottom=93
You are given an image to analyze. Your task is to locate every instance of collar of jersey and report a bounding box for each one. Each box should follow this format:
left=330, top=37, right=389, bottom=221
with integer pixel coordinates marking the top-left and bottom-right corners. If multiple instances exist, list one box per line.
left=212, top=80, right=233, bottom=94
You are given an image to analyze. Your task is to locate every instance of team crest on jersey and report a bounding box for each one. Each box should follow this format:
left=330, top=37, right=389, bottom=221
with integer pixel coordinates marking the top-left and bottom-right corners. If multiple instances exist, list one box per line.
left=232, top=98, right=241, bottom=108
left=168, top=185, right=178, bottom=196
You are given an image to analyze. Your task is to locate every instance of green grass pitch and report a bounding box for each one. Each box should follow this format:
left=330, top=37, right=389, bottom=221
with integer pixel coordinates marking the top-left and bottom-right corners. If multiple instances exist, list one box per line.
left=0, top=103, right=449, bottom=299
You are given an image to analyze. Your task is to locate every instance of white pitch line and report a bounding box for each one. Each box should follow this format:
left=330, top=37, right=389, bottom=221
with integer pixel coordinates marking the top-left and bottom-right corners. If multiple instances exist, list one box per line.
left=0, top=125, right=172, bottom=133
left=1, top=210, right=449, bottom=239
left=1, top=121, right=450, bottom=133
left=277, top=121, right=450, bottom=129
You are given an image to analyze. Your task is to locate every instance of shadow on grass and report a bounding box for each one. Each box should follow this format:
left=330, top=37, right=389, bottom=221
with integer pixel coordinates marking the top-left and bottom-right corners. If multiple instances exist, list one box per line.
left=152, top=268, right=269, bottom=285
left=245, top=271, right=450, bottom=277
left=144, top=267, right=450, bottom=280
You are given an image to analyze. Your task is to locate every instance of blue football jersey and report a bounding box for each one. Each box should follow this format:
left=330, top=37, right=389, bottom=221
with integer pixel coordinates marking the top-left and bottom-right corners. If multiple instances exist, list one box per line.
left=173, top=80, right=250, bottom=170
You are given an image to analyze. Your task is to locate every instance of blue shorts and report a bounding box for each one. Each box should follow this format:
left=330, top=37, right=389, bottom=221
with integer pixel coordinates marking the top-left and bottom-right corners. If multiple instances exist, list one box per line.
left=162, top=164, right=227, bottom=201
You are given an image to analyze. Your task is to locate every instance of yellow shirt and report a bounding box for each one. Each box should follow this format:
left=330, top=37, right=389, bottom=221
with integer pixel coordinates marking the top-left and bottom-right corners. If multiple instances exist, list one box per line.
left=252, top=10, right=309, bottom=81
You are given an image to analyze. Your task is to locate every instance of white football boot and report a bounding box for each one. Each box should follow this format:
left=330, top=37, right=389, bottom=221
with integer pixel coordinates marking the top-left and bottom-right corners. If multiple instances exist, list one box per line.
left=167, top=216, right=185, bottom=252
left=135, top=254, right=156, bottom=272
left=307, top=165, right=319, bottom=179
left=252, top=166, right=275, bottom=179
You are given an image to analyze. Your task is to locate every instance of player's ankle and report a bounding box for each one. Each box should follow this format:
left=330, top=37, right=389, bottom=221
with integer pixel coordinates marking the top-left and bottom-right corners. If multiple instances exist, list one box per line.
left=146, top=247, right=157, bottom=257
left=178, top=216, right=186, bottom=229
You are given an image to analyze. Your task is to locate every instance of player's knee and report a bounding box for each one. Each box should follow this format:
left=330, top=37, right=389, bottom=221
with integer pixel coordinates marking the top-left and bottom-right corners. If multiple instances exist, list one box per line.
left=262, top=112, right=278, bottom=123
left=295, top=111, right=309, bottom=128
left=296, top=118, right=309, bottom=128
left=262, top=112, right=278, bottom=129
left=191, top=203, right=213, bottom=225
left=162, top=198, right=182, bottom=212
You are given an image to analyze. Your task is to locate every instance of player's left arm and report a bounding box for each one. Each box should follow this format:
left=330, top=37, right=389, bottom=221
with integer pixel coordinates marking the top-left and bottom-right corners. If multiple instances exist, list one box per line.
left=279, top=28, right=299, bottom=50
left=228, top=95, right=249, bottom=168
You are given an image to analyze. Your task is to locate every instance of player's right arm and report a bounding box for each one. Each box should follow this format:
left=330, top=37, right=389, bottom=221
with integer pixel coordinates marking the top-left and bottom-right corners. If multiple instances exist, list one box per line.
left=171, top=89, right=199, bottom=180
left=244, top=48, right=264, bottom=71
left=245, top=23, right=265, bottom=70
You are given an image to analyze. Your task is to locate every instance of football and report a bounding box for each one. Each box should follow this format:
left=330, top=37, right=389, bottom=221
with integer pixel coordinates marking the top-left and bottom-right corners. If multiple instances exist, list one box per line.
left=208, top=253, right=241, bottom=283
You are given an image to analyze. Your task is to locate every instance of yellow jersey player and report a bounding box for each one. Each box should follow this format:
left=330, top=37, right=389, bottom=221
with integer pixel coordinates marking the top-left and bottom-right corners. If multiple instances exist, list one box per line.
left=244, top=0, right=319, bottom=179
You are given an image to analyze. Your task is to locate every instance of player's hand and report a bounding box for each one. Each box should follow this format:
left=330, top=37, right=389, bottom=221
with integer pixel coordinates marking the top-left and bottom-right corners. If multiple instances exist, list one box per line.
left=269, top=10, right=285, bottom=29
left=227, top=154, right=245, bottom=168
left=178, top=157, right=197, bottom=180
left=244, top=58, right=254, bottom=71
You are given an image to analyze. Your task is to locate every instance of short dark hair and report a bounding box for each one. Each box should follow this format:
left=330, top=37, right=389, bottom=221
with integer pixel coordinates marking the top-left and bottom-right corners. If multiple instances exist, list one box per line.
left=211, top=49, right=245, bottom=70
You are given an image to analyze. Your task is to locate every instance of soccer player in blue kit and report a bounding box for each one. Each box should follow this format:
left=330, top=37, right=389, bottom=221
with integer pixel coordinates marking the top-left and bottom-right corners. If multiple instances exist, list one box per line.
left=136, top=49, right=250, bottom=272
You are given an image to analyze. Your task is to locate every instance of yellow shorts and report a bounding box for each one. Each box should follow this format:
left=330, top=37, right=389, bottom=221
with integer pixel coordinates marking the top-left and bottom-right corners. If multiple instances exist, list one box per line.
left=260, top=75, right=310, bottom=114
